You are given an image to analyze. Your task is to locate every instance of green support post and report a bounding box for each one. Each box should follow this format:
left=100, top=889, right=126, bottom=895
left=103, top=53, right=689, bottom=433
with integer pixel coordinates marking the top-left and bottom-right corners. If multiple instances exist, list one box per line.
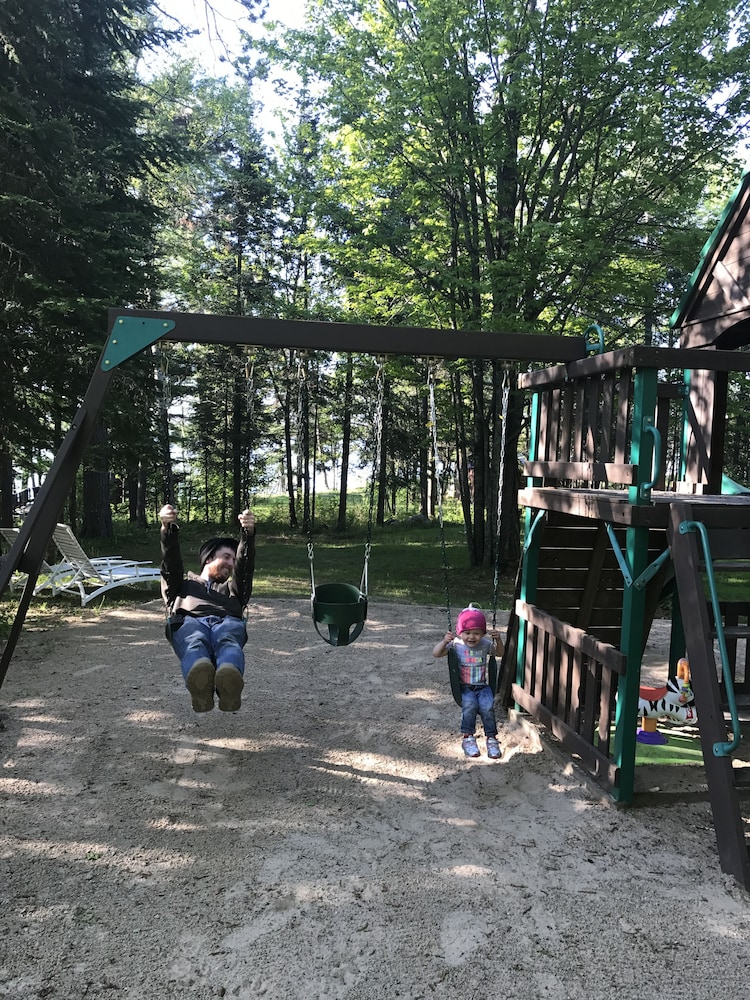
left=613, top=366, right=658, bottom=802
left=516, top=392, right=543, bottom=696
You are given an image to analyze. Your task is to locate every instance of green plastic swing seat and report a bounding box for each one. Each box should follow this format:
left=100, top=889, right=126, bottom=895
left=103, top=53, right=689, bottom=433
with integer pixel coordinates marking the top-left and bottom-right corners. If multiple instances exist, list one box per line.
left=312, top=582, right=368, bottom=647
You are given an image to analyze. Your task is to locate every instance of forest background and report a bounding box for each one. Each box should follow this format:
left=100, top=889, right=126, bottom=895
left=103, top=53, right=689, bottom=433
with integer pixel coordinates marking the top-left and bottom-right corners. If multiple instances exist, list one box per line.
left=2, top=0, right=750, bottom=593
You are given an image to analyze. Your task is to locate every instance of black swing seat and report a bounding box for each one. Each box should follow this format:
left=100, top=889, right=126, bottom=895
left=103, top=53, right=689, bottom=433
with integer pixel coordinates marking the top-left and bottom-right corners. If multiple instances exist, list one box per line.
left=447, top=648, right=500, bottom=706
left=312, top=582, right=368, bottom=647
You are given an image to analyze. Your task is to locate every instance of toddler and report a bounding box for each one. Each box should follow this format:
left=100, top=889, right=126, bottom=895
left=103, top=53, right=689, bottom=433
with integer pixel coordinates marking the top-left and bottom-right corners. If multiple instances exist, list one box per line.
left=433, top=606, right=504, bottom=759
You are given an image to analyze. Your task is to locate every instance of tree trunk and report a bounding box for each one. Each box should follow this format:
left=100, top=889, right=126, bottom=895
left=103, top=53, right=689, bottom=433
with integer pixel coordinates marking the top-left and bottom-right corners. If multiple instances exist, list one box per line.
left=137, top=462, right=148, bottom=528
left=0, top=451, right=13, bottom=526
left=82, top=419, right=113, bottom=538
left=126, top=472, right=138, bottom=523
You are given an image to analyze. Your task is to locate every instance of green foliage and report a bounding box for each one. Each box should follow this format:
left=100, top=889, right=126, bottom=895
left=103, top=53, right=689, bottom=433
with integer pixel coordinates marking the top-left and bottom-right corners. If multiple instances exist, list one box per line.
left=260, top=0, right=749, bottom=339
left=141, top=68, right=278, bottom=315
left=0, top=0, right=185, bottom=522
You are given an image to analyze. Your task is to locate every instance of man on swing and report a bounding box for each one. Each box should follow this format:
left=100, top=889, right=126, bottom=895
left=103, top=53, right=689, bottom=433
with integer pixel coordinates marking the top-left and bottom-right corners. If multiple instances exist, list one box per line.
left=159, top=504, right=256, bottom=713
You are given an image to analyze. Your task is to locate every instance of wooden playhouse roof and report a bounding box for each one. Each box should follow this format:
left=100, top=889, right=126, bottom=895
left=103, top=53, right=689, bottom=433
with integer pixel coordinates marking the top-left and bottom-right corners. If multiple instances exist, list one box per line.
left=671, top=171, right=750, bottom=349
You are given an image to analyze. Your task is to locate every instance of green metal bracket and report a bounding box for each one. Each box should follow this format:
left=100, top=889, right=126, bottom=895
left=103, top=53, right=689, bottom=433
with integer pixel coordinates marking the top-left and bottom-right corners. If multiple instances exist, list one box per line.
left=523, top=510, right=547, bottom=555
left=679, top=519, right=741, bottom=757
left=605, top=523, right=670, bottom=591
left=632, top=548, right=671, bottom=590
left=101, top=316, right=176, bottom=371
left=638, top=421, right=662, bottom=498
left=605, top=523, right=633, bottom=587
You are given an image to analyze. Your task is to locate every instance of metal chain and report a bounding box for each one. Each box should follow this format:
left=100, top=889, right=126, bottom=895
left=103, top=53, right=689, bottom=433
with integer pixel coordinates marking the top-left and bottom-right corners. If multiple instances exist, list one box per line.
left=159, top=347, right=172, bottom=408
left=245, top=351, right=256, bottom=429
left=491, top=366, right=511, bottom=628
left=243, top=351, right=256, bottom=510
left=361, top=358, right=386, bottom=597
left=158, top=346, right=175, bottom=506
left=294, top=353, right=317, bottom=596
left=428, top=362, right=453, bottom=633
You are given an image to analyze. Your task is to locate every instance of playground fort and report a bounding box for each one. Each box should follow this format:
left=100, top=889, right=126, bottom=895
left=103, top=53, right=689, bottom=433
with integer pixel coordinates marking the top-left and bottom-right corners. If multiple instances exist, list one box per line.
left=3, top=175, right=750, bottom=888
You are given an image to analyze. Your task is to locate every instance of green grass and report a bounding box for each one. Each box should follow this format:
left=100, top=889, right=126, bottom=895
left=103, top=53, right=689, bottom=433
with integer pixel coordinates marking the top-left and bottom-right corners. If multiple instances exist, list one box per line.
left=705, top=571, right=750, bottom=603
left=0, top=517, right=515, bottom=642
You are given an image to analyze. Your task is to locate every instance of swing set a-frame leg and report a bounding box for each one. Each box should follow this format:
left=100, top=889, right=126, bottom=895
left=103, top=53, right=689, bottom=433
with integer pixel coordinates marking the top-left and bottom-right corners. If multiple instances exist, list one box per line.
left=0, top=362, right=116, bottom=690
left=1, top=316, right=175, bottom=690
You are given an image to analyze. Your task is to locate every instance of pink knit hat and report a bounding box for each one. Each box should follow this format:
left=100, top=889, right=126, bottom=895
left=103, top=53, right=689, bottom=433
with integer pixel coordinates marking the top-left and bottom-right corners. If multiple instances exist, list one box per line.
left=456, top=607, right=487, bottom=634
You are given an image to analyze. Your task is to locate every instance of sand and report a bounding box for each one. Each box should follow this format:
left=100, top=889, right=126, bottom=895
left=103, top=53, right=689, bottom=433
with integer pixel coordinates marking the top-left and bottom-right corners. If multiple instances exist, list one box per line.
left=1, top=597, right=750, bottom=999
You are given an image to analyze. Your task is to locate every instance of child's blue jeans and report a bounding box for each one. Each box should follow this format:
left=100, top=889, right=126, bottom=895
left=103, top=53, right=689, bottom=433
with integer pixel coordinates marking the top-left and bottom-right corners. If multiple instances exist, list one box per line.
left=460, top=684, right=498, bottom=737
left=170, top=615, right=247, bottom=681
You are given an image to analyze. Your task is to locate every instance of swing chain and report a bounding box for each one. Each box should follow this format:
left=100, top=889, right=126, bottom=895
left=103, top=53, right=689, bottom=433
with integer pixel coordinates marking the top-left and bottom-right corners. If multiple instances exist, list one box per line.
left=428, top=362, right=453, bottom=633
left=361, top=357, right=385, bottom=596
left=491, top=366, right=511, bottom=629
left=245, top=351, right=256, bottom=431
left=244, top=349, right=257, bottom=510
left=158, top=346, right=172, bottom=408
left=307, top=536, right=316, bottom=595
left=296, top=352, right=317, bottom=597
left=158, top=345, right=175, bottom=506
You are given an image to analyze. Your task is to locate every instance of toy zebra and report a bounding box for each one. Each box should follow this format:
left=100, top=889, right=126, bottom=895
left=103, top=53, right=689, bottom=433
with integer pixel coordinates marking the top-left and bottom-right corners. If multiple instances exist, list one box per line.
left=637, top=658, right=696, bottom=745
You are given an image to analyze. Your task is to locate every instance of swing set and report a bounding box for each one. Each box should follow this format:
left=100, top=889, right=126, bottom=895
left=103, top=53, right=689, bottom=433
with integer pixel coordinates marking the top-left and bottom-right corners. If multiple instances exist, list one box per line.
left=0, top=308, right=587, bottom=689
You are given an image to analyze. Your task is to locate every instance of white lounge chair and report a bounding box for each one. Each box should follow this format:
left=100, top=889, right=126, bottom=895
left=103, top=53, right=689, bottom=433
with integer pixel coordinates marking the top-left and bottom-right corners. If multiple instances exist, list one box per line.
left=48, top=523, right=162, bottom=606
left=0, top=526, right=67, bottom=595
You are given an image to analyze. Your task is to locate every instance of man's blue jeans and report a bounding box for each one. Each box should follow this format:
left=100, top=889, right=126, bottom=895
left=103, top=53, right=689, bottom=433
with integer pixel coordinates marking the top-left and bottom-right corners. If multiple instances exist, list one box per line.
left=460, top=684, right=497, bottom=737
left=170, top=615, right=247, bottom=681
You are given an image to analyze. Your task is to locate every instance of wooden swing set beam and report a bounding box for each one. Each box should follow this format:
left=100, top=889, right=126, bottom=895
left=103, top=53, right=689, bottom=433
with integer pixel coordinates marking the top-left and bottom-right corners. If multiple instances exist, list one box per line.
left=110, top=308, right=588, bottom=362
left=0, top=309, right=587, bottom=688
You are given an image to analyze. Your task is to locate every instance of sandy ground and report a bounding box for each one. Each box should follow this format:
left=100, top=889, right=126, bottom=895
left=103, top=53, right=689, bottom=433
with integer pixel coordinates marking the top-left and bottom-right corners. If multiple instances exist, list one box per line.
left=2, top=597, right=750, bottom=999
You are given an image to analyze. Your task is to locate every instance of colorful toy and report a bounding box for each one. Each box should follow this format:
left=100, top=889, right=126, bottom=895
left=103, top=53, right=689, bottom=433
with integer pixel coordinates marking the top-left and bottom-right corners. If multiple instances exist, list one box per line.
left=637, top=657, right=696, bottom=745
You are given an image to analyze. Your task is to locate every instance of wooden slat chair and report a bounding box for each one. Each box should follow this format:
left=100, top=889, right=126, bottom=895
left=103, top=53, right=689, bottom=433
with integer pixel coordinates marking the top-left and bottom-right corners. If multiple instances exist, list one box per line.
left=48, top=523, right=162, bottom=606
left=0, top=526, right=69, bottom=596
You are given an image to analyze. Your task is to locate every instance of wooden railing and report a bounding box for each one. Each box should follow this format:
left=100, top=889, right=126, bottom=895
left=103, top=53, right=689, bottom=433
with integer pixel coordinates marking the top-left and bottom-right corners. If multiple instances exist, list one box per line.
left=511, top=600, right=627, bottom=790
left=519, top=345, right=750, bottom=494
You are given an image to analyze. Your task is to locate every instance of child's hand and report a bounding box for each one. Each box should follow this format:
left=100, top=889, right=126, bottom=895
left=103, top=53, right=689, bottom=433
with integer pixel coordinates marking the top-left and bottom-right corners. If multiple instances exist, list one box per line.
left=487, top=628, right=505, bottom=652
left=432, top=631, right=454, bottom=658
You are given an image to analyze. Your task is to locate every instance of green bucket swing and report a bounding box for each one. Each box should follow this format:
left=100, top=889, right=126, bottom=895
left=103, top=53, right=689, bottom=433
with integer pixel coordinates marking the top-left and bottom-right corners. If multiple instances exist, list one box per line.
left=309, top=564, right=369, bottom=647
left=429, top=361, right=509, bottom=704
left=306, top=357, right=384, bottom=647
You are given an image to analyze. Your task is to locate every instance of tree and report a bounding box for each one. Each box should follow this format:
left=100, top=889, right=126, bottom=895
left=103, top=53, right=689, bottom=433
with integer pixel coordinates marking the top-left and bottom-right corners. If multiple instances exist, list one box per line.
left=0, top=0, right=183, bottom=531
left=255, top=0, right=750, bottom=567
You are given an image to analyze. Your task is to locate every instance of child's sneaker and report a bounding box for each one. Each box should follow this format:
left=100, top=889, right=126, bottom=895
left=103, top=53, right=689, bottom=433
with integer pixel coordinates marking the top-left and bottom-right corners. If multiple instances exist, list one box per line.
left=186, top=658, right=215, bottom=713
left=486, top=737, right=501, bottom=759
left=462, top=735, right=480, bottom=757
left=215, top=663, right=244, bottom=712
